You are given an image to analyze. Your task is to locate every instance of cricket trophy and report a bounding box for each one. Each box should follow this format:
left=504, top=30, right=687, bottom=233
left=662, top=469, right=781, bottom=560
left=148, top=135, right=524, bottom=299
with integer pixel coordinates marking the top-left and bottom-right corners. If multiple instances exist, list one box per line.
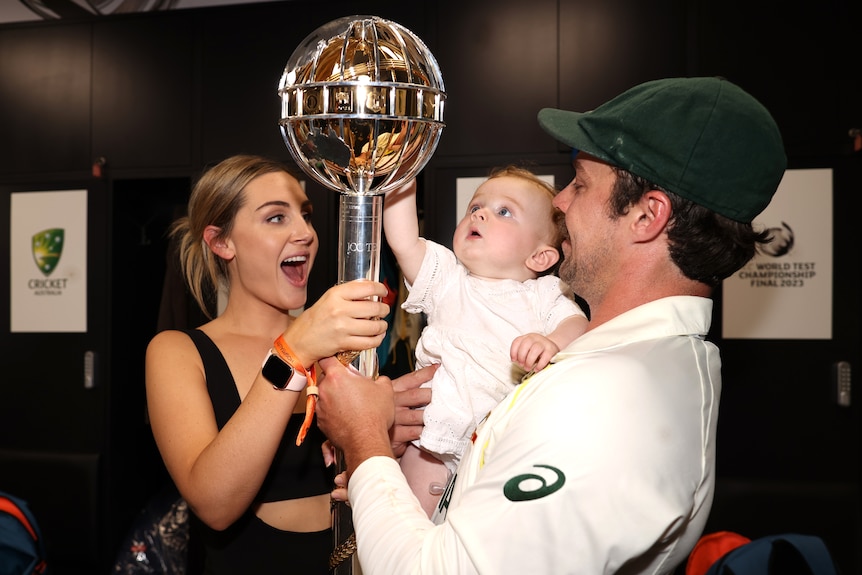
left=278, top=15, right=446, bottom=573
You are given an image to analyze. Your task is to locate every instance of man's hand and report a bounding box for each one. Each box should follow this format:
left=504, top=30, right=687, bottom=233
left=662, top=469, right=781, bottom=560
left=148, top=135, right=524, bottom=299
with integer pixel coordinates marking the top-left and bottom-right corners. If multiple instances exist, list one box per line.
left=390, top=364, right=435, bottom=456
left=323, top=364, right=434, bottom=500
left=317, top=356, right=396, bottom=477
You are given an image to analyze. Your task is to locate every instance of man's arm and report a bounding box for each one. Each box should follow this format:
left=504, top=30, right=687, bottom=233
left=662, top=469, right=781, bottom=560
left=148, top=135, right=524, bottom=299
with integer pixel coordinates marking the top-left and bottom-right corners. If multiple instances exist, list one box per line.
left=383, top=179, right=426, bottom=284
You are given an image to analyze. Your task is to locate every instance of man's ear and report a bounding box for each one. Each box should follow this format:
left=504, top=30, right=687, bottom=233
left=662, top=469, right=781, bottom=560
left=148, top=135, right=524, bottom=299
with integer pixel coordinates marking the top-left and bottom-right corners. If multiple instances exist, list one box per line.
left=203, top=225, right=234, bottom=260
left=632, top=189, right=671, bottom=242
left=526, top=244, right=560, bottom=274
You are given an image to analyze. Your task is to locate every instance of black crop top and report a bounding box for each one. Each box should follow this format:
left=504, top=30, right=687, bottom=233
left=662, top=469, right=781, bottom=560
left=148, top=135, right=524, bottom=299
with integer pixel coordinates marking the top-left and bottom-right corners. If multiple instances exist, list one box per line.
left=184, top=329, right=334, bottom=502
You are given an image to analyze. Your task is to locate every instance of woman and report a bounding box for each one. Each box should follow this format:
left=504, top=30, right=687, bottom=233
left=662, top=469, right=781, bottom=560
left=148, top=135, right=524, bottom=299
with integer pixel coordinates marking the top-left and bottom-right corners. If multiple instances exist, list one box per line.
left=145, top=154, right=391, bottom=574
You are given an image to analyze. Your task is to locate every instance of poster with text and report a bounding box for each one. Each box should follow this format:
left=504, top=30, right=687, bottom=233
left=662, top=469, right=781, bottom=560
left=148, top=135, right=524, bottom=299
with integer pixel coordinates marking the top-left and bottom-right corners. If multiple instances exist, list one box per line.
left=10, top=189, right=88, bottom=332
left=722, top=169, right=832, bottom=339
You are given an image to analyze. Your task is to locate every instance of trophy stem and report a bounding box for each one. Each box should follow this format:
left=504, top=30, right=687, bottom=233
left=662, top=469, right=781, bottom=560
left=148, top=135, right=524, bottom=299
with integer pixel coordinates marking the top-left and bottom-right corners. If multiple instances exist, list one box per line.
left=337, top=193, right=383, bottom=290
left=331, top=192, right=383, bottom=574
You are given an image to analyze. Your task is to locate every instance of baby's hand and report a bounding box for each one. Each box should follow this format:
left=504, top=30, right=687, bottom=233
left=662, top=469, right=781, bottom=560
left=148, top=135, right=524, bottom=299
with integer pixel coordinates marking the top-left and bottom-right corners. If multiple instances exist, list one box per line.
left=511, top=333, right=560, bottom=372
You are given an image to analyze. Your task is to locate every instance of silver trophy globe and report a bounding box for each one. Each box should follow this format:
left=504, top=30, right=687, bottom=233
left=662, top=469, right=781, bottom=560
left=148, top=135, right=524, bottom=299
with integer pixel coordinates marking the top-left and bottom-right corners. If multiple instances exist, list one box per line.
left=278, top=15, right=445, bottom=573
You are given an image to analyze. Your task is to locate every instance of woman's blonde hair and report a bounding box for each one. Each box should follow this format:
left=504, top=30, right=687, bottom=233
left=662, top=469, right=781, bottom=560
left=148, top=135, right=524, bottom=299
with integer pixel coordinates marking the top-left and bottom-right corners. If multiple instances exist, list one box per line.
left=171, top=154, right=294, bottom=317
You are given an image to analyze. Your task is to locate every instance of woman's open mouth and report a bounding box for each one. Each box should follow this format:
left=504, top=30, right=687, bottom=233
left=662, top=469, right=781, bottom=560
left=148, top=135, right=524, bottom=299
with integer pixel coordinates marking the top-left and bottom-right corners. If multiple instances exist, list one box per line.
left=281, top=255, right=308, bottom=286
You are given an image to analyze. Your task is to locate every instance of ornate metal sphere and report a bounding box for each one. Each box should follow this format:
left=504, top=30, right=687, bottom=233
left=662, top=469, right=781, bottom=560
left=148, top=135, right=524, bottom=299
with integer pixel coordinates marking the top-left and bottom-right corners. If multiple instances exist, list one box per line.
left=278, top=15, right=446, bottom=194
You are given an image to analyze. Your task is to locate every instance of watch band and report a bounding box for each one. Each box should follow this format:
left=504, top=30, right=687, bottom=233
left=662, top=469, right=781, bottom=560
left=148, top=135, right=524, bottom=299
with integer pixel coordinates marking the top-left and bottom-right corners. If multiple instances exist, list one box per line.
left=262, top=350, right=308, bottom=391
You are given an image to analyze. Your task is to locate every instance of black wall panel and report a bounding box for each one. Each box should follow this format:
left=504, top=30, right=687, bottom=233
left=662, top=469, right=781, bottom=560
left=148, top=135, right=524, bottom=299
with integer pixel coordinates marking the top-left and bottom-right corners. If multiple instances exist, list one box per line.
left=559, top=0, right=689, bottom=116
left=432, top=0, right=560, bottom=158
left=198, top=4, right=312, bottom=166
left=0, top=23, right=91, bottom=176
left=693, top=0, right=859, bottom=158
left=92, top=13, right=195, bottom=170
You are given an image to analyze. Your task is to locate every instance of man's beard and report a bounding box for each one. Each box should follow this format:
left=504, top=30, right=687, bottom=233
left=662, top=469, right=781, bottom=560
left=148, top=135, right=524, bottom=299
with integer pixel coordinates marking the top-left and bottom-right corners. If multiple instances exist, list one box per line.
left=559, top=256, right=577, bottom=289
left=559, top=240, right=610, bottom=308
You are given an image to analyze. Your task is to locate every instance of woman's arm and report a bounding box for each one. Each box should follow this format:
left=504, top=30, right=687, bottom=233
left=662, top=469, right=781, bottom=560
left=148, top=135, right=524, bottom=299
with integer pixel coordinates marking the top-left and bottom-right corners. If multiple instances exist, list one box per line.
left=146, top=330, right=301, bottom=529
left=146, top=281, right=391, bottom=530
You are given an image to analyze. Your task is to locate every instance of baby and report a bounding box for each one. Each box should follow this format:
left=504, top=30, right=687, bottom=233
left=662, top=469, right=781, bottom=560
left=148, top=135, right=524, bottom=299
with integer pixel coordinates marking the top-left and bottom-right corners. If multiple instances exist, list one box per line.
left=383, top=165, right=589, bottom=516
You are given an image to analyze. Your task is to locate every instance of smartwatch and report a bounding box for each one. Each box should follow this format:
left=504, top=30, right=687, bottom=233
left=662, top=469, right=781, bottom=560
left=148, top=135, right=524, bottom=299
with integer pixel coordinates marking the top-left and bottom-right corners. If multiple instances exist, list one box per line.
left=261, top=350, right=307, bottom=391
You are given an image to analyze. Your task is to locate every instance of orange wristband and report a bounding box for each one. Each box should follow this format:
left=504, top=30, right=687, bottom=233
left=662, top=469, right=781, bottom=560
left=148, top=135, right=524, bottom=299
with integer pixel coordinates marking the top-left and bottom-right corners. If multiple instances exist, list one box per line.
left=272, top=335, right=309, bottom=376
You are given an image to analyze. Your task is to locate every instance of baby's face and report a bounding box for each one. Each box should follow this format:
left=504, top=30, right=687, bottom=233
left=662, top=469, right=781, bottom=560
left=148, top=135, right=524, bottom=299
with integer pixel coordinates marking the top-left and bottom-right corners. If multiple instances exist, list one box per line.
left=453, top=176, right=555, bottom=281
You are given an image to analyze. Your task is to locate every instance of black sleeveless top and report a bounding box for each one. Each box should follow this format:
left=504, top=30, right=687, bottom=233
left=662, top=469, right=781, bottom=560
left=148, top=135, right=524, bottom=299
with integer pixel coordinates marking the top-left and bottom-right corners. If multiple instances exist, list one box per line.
left=184, top=329, right=333, bottom=501
left=182, top=329, right=333, bottom=574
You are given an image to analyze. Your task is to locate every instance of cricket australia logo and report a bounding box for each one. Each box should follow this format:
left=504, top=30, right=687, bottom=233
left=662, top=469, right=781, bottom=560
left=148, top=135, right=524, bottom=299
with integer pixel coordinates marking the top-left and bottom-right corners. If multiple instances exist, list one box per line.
left=503, top=464, right=565, bottom=502
left=32, top=228, right=64, bottom=276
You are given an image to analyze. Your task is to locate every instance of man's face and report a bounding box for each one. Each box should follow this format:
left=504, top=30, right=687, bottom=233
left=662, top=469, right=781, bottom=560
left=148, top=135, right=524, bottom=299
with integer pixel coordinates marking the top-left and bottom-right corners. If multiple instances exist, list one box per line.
left=552, top=154, right=620, bottom=304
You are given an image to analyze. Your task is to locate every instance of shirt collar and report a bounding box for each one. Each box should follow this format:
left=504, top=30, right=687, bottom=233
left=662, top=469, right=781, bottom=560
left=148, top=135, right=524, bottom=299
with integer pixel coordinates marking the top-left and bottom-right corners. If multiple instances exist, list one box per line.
left=554, top=296, right=713, bottom=358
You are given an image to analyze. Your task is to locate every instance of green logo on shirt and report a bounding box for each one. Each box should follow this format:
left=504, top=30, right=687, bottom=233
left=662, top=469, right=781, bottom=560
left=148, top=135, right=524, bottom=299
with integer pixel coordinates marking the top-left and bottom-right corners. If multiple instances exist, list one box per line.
left=503, top=465, right=565, bottom=501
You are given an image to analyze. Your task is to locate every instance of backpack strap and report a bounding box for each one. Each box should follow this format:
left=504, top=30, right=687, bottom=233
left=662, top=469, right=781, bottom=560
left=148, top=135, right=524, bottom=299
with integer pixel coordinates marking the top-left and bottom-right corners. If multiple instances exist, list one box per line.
left=0, top=495, right=38, bottom=540
left=768, top=534, right=838, bottom=575
left=705, top=533, right=838, bottom=575
left=0, top=492, right=47, bottom=574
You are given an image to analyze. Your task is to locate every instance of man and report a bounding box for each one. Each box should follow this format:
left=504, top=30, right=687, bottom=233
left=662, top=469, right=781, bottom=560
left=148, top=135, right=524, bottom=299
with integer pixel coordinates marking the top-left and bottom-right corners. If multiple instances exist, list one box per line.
left=317, top=76, right=786, bottom=574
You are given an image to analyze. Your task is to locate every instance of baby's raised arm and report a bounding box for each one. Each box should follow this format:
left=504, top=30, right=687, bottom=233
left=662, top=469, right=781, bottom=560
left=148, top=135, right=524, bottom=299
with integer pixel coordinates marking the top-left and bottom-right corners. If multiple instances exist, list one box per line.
left=383, top=179, right=426, bottom=284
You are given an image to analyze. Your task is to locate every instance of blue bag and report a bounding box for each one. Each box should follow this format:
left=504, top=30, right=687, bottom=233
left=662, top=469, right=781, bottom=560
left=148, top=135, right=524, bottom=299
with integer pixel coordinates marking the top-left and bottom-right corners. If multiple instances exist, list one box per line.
left=704, top=533, right=838, bottom=575
left=0, top=490, right=47, bottom=575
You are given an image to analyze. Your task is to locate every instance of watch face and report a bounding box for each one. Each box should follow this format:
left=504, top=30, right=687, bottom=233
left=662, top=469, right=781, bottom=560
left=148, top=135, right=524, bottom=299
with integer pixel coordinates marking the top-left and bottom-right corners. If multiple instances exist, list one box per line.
left=262, top=353, right=295, bottom=389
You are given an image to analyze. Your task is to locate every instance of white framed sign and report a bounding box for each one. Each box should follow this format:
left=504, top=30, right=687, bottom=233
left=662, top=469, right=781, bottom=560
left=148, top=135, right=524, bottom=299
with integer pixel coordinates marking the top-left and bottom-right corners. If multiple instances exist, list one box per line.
left=10, top=189, right=88, bottom=332
left=722, top=169, right=832, bottom=339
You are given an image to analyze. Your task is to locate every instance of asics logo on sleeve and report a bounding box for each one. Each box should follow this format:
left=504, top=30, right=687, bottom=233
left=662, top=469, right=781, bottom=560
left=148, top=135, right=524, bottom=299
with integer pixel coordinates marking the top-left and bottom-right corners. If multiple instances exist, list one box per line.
left=503, top=465, right=565, bottom=501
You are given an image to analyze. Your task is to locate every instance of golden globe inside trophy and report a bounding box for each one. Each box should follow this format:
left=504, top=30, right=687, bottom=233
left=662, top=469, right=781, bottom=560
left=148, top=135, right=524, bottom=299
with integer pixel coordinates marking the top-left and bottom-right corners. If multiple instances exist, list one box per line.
left=278, top=15, right=445, bottom=573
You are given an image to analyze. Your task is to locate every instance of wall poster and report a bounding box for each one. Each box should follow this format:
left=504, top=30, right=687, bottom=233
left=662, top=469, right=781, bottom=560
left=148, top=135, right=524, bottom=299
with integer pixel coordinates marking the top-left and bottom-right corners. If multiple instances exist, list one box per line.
left=10, top=189, right=88, bottom=332
left=722, top=168, right=832, bottom=339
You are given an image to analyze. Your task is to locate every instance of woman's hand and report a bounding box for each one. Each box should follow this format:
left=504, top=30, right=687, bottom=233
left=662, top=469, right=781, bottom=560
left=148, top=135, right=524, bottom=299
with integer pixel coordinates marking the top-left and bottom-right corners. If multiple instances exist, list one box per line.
left=283, top=280, right=390, bottom=368
left=322, top=441, right=349, bottom=503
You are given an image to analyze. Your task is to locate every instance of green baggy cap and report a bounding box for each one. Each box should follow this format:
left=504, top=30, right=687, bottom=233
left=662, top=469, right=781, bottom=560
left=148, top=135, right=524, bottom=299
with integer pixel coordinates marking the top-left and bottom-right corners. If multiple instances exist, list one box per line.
left=537, top=77, right=787, bottom=223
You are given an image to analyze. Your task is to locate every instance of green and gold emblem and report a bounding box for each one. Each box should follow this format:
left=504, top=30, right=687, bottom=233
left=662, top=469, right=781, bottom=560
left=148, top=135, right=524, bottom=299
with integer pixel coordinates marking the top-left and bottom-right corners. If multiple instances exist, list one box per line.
left=32, top=228, right=64, bottom=276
